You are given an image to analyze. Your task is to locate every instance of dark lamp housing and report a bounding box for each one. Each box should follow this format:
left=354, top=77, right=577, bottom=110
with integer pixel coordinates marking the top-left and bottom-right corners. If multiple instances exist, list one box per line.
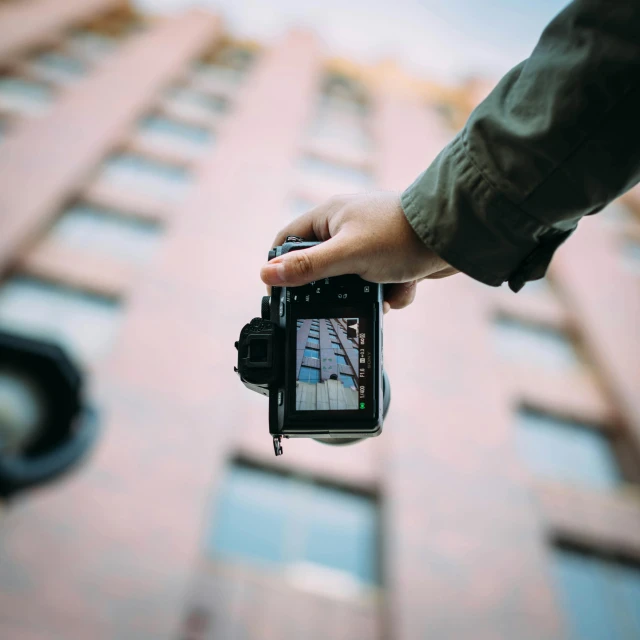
left=0, top=331, right=99, bottom=499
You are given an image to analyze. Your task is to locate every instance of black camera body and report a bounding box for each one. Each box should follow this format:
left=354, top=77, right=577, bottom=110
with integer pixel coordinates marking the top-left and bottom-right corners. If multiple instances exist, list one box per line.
left=236, top=236, right=389, bottom=456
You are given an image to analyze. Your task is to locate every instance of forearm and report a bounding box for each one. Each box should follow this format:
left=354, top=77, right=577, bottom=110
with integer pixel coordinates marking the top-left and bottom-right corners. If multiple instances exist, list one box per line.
left=402, top=0, right=640, bottom=291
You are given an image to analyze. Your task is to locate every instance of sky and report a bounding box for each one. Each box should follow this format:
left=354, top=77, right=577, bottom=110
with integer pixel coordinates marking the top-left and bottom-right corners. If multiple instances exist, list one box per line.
left=134, top=0, right=569, bottom=82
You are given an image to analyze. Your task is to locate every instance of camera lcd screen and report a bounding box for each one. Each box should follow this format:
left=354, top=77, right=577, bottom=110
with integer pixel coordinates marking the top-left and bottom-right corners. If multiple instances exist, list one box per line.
left=295, top=317, right=368, bottom=411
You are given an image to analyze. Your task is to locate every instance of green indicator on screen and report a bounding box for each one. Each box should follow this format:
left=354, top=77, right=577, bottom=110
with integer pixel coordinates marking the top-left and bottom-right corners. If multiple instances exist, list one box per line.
left=359, top=402, right=365, bottom=409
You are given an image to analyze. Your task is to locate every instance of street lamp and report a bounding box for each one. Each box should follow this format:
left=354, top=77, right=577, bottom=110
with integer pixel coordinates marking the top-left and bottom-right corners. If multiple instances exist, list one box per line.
left=0, top=331, right=99, bottom=500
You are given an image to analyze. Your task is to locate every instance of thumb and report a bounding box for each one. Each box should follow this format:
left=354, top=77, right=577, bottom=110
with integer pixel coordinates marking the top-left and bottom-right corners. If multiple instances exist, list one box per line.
left=261, top=236, right=358, bottom=287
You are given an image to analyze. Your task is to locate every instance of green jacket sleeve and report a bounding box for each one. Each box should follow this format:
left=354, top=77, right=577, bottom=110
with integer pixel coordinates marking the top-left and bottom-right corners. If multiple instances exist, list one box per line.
left=401, top=0, right=640, bottom=291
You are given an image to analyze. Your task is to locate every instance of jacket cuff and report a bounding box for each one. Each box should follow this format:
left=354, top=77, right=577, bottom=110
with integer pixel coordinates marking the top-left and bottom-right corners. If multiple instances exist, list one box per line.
left=401, top=132, right=575, bottom=292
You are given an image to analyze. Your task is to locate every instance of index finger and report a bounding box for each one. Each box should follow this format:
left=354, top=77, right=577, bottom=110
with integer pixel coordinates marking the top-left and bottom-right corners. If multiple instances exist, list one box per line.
left=269, top=195, right=352, bottom=251
left=265, top=210, right=323, bottom=294
left=269, top=208, right=326, bottom=251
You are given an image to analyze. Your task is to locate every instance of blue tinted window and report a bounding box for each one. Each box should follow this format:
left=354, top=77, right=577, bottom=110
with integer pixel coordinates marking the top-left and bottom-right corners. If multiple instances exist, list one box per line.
left=304, top=348, right=319, bottom=359
left=516, top=409, right=620, bottom=489
left=303, top=484, right=378, bottom=584
left=209, top=465, right=289, bottom=565
left=166, top=86, right=228, bottom=113
left=290, top=196, right=318, bottom=218
left=192, top=62, right=244, bottom=88
left=493, top=316, right=579, bottom=370
left=0, top=277, right=120, bottom=363
left=552, top=547, right=640, bottom=640
left=212, top=46, right=256, bottom=73
left=30, top=52, right=86, bottom=85
left=299, top=154, right=373, bottom=187
left=331, top=341, right=341, bottom=350
left=0, top=78, right=52, bottom=116
left=101, top=154, right=190, bottom=202
left=299, top=366, right=320, bottom=383
left=51, top=204, right=160, bottom=263
left=340, top=374, right=356, bottom=389
left=208, top=464, right=378, bottom=584
left=622, top=239, right=640, bottom=275
left=307, top=337, right=319, bottom=347
left=139, top=115, right=212, bottom=147
left=67, top=31, right=117, bottom=61
left=336, top=354, right=347, bottom=365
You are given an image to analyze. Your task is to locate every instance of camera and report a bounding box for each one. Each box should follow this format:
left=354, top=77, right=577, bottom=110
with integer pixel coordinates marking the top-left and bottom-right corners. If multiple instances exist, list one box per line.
left=235, top=236, right=390, bottom=456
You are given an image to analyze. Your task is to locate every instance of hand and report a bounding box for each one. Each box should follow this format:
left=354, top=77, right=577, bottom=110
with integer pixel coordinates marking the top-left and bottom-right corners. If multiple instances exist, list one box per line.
left=260, top=191, right=457, bottom=312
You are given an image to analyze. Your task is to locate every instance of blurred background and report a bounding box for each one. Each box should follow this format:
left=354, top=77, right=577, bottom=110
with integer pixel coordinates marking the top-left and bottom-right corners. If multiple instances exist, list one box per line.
left=0, top=1, right=639, bottom=639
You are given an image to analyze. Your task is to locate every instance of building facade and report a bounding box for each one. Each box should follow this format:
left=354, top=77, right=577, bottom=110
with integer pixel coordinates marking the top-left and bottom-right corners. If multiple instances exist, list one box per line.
left=0, top=1, right=639, bottom=639
left=295, top=318, right=360, bottom=410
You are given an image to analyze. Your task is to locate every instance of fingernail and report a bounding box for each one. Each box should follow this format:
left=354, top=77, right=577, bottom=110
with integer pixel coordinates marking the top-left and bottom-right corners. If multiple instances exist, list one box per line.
left=264, top=261, right=286, bottom=284
left=383, top=301, right=391, bottom=314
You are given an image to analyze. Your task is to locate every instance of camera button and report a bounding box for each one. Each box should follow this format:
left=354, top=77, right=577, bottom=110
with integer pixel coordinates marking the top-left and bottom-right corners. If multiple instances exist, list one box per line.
left=278, top=390, right=283, bottom=406
left=279, top=301, right=285, bottom=317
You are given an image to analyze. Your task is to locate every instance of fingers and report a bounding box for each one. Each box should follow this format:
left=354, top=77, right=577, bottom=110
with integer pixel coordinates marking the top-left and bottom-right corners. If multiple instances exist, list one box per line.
left=261, top=234, right=359, bottom=288
left=269, top=196, right=346, bottom=249
left=270, top=214, right=319, bottom=250
left=384, top=281, right=417, bottom=311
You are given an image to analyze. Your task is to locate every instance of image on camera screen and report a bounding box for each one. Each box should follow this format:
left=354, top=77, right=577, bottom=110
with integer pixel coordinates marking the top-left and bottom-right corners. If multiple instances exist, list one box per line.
left=295, top=318, right=361, bottom=411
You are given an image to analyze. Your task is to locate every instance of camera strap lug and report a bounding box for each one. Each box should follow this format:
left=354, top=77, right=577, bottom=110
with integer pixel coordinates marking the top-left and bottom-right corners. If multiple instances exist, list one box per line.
left=272, top=435, right=283, bottom=457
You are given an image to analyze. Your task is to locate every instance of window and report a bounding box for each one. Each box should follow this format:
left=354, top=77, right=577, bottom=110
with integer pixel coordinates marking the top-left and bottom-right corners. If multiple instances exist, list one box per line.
left=0, top=77, right=53, bottom=116
left=331, top=341, right=341, bottom=350
left=50, top=204, right=160, bottom=263
left=67, top=31, right=117, bottom=61
left=307, top=337, right=319, bottom=347
left=166, top=86, right=228, bottom=114
left=304, top=348, right=320, bottom=359
left=515, top=409, right=621, bottom=490
left=208, top=464, right=378, bottom=585
left=493, top=316, right=580, bottom=370
left=299, top=366, right=320, bottom=383
left=622, top=239, right=640, bottom=275
left=213, top=46, right=256, bottom=73
left=309, top=330, right=319, bottom=339
left=335, top=354, right=347, bottom=366
left=340, top=374, right=356, bottom=389
left=29, top=51, right=86, bottom=85
left=193, top=46, right=255, bottom=87
left=100, top=153, right=190, bottom=202
left=138, top=115, right=212, bottom=152
left=289, top=196, right=318, bottom=218
left=299, top=155, right=373, bottom=187
left=603, top=202, right=634, bottom=226
left=321, top=72, right=369, bottom=106
left=192, top=62, right=244, bottom=88
left=551, top=546, right=640, bottom=639
left=0, top=277, right=120, bottom=363
left=309, top=113, right=371, bottom=151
